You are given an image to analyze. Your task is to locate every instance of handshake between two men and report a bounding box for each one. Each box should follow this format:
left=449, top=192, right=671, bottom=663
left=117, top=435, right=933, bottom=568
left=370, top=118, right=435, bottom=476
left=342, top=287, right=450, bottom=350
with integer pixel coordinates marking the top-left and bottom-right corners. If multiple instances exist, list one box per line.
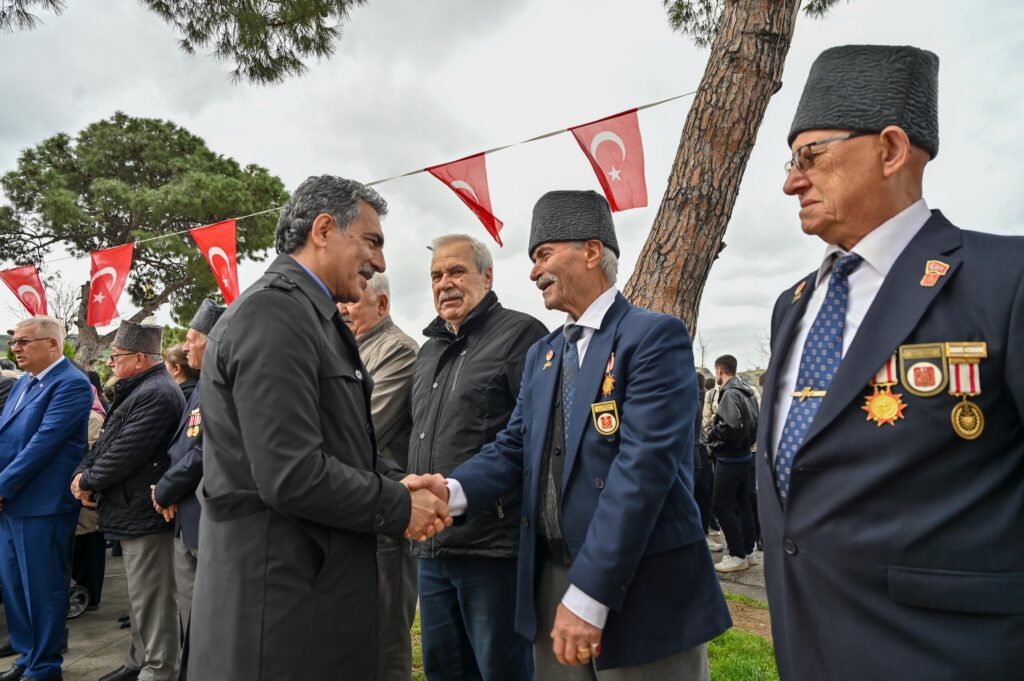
left=400, top=473, right=452, bottom=541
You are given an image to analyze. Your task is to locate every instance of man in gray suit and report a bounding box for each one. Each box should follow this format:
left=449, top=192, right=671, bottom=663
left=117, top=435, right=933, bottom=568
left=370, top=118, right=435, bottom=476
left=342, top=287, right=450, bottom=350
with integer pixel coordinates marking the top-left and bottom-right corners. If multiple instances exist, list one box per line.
left=187, top=176, right=451, bottom=681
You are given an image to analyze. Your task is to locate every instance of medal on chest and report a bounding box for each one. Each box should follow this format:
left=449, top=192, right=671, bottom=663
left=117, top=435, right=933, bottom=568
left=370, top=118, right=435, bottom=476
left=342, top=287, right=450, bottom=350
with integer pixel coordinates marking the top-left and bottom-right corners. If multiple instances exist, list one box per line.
left=946, top=342, right=987, bottom=440
left=863, top=354, right=907, bottom=426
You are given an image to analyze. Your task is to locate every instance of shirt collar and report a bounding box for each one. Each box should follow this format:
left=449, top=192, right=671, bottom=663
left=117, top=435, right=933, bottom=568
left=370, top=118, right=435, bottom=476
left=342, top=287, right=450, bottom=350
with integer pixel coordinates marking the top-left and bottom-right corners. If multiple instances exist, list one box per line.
left=564, top=286, right=618, bottom=333
left=291, top=257, right=333, bottom=301
left=33, top=355, right=66, bottom=381
left=815, top=199, right=931, bottom=286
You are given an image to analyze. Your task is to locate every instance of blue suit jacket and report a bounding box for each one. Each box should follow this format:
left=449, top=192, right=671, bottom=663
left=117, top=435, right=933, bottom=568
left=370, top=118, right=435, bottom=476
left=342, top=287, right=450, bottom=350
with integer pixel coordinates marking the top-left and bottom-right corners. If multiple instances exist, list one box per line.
left=154, top=384, right=204, bottom=549
left=453, top=293, right=731, bottom=669
left=756, top=211, right=1024, bottom=680
left=0, top=359, right=93, bottom=517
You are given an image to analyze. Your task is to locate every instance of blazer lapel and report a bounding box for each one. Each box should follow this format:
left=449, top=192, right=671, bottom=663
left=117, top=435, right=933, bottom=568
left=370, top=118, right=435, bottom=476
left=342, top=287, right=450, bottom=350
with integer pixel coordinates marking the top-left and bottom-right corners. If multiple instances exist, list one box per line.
left=530, top=334, right=562, bottom=472
left=801, top=212, right=963, bottom=449
left=1, top=361, right=65, bottom=427
left=563, top=295, right=628, bottom=494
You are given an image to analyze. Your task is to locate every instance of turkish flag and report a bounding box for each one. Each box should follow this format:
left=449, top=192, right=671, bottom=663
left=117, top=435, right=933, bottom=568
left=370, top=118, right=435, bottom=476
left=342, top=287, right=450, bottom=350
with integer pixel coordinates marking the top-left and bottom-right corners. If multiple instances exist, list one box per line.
left=570, top=109, right=648, bottom=211
left=426, top=153, right=504, bottom=246
left=190, top=219, right=240, bottom=304
left=0, top=264, right=48, bottom=316
left=88, top=244, right=134, bottom=327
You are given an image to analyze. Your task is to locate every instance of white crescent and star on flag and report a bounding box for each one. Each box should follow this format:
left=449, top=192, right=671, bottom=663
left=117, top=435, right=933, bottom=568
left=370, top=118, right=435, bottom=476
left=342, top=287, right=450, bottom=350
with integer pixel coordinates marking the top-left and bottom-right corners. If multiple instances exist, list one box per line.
left=589, top=130, right=627, bottom=181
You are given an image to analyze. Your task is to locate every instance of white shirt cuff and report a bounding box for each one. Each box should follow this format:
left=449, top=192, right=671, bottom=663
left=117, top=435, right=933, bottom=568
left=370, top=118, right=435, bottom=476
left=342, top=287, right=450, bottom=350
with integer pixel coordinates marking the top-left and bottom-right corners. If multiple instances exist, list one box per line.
left=562, top=585, right=609, bottom=630
left=446, top=478, right=468, bottom=516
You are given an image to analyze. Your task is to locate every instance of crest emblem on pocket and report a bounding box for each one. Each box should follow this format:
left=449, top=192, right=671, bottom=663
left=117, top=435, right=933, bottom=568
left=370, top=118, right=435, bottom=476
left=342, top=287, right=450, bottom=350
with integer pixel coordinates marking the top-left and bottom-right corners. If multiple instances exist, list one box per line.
left=899, top=343, right=947, bottom=397
left=590, top=400, right=619, bottom=436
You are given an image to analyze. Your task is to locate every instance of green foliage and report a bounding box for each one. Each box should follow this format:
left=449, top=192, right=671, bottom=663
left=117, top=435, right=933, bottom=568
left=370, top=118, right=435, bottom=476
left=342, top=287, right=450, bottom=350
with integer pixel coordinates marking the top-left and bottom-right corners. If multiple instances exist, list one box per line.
left=2, top=0, right=367, bottom=84
left=663, top=0, right=845, bottom=47
left=723, top=590, right=770, bottom=610
left=163, top=325, right=187, bottom=350
left=62, top=339, right=76, bottom=359
left=709, top=628, right=779, bottom=681
left=0, top=112, right=289, bottom=326
left=93, top=358, right=112, bottom=385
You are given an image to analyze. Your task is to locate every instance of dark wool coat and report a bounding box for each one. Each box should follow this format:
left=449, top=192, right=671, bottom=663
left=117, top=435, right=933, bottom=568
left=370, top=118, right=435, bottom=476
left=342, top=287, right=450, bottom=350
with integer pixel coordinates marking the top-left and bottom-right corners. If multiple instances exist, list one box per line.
left=187, top=254, right=411, bottom=681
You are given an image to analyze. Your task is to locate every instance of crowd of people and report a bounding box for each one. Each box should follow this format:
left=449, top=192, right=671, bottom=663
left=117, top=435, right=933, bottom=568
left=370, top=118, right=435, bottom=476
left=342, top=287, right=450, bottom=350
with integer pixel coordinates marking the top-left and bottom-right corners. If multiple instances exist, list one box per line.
left=0, top=42, right=1022, bottom=681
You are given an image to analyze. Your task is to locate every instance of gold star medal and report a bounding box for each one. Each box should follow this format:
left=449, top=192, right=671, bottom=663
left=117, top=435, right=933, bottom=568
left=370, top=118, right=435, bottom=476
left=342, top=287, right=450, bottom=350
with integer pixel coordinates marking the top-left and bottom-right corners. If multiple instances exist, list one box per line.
left=946, top=342, right=987, bottom=440
left=601, top=352, right=615, bottom=396
left=863, top=354, right=907, bottom=426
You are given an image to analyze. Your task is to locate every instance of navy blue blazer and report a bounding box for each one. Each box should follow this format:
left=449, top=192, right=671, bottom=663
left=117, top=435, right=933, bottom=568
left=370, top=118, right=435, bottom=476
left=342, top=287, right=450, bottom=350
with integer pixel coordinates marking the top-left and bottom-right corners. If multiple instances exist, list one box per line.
left=154, top=383, right=204, bottom=549
left=0, top=359, right=93, bottom=517
left=453, top=293, right=730, bottom=670
left=757, top=211, right=1024, bottom=680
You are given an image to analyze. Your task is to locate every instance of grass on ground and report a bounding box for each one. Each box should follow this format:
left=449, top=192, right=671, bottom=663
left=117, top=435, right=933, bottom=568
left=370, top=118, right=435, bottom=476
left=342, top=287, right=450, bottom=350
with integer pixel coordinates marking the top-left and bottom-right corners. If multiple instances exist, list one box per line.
left=411, top=608, right=778, bottom=681
left=722, top=590, right=770, bottom=609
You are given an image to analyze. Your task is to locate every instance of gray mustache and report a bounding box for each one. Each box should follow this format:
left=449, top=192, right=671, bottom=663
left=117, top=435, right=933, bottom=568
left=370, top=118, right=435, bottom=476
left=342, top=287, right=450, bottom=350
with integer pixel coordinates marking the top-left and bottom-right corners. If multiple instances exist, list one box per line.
left=439, top=288, right=464, bottom=303
left=536, top=273, right=558, bottom=290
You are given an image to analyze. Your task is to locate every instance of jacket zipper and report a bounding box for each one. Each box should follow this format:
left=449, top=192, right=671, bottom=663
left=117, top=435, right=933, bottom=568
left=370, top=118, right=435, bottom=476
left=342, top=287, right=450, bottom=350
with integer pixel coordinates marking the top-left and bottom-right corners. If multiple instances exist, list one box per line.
left=496, top=498, right=504, bottom=520
left=450, top=350, right=467, bottom=394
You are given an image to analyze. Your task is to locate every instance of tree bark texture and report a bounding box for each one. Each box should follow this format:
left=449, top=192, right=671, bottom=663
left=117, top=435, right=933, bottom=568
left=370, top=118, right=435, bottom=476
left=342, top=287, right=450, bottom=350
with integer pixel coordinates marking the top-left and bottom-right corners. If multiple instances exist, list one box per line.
left=73, top=280, right=180, bottom=366
left=624, top=0, right=802, bottom=333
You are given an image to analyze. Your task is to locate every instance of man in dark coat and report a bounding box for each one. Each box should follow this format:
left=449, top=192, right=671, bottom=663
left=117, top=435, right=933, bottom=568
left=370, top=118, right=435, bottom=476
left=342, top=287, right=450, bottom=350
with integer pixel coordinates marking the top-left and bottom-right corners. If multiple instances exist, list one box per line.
left=72, top=321, right=185, bottom=681
left=187, top=175, right=451, bottom=681
left=0, top=375, right=14, bottom=410
left=152, top=299, right=226, bottom=638
left=758, top=44, right=1024, bottom=680
left=440, top=191, right=731, bottom=678
left=408, top=233, right=547, bottom=681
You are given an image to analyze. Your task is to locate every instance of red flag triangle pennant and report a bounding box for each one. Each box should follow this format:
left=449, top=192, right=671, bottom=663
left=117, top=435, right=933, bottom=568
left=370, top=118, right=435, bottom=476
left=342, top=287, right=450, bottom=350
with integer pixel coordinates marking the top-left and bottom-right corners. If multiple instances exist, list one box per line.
left=569, top=109, right=648, bottom=212
left=426, top=153, right=504, bottom=246
left=88, top=244, right=134, bottom=327
left=0, top=264, right=48, bottom=316
left=190, top=219, right=240, bottom=304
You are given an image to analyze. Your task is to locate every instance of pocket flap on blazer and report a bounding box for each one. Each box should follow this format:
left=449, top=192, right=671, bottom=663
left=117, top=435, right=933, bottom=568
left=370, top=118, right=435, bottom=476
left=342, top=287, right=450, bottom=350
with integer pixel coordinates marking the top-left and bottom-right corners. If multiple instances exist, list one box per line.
left=888, top=565, right=1024, bottom=614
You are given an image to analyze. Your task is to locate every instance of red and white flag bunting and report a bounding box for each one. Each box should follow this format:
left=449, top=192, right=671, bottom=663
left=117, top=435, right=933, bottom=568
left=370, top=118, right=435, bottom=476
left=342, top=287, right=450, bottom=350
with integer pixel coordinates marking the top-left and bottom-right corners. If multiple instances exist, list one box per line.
left=190, top=219, right=240, bottom=304
left=427, top=153, right=504, bottom=246
left=88, top=244, right=134, bottom=327
left=0, top=264, right=48, bottom=316
left=570, top=109, right=648, bottom=212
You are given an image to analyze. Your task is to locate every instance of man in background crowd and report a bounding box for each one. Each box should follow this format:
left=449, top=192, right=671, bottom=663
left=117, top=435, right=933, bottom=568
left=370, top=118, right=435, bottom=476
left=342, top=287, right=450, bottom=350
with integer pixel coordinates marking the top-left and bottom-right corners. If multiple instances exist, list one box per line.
left=72, top=321, right=185, bottom=681
left=337, top=273, right=420, bottom=681
left=708, top=354, right=759, bottom=573
left=0, top=317, right=92, bottom=681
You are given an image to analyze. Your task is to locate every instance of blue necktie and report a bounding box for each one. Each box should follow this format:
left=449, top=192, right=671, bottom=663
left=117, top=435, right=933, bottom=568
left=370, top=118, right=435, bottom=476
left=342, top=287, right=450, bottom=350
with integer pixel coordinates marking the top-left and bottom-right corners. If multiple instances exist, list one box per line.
left=15, top=376, right=39, bottom=410
left=775, top=253, right=863, bottom=504
left=562, top=324, right=583, bottom=435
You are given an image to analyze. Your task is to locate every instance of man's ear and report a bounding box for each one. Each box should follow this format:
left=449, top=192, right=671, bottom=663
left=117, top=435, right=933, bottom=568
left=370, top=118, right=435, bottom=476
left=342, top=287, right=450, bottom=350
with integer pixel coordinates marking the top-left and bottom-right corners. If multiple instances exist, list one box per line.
left=879, top=125, right=913, bottom=178
left=308, top=213, right=336, bottom=247
left=586, top=240, right=604, bottom=270
left=378, top=293, right=389, bottom=316
left=483, top=267, right=494, bottom=291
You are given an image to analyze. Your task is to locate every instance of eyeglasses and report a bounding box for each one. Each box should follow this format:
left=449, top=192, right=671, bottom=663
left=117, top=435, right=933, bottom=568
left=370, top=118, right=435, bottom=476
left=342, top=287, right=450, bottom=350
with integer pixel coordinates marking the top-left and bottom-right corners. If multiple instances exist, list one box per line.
left=784, top=131, right=874, bottom=175
left=109, top=352, right=141, bottom=360
left=7, top=338, right=53, bottom=349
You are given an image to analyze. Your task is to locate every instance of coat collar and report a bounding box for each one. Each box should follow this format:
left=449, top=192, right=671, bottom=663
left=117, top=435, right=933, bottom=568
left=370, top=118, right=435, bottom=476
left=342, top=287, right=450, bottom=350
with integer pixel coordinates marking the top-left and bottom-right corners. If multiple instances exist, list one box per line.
left=422, top=290, right=500, bottom=341
left=266, top=254, right=341, bottom=323
left=0, top=358, right=75, bottom=431
left=799, top=210, right=962, bottom=450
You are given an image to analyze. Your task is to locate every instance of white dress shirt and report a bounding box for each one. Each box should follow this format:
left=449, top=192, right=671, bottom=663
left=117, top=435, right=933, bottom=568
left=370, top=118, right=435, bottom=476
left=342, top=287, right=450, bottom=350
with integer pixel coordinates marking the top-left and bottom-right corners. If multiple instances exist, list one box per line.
left=447, top=286, right=619, bottom=629
left=770, top=200, right=932, bottom=457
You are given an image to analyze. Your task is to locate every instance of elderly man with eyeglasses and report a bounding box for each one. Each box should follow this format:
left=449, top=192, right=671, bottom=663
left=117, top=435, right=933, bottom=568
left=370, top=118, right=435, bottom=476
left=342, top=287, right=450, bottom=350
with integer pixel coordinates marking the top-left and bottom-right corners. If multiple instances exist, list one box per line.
left=0, top=317, right=92, bottom=681
left=757, top=45, right=1024, bottom=680
left=72, top=321, right=185, bottom=681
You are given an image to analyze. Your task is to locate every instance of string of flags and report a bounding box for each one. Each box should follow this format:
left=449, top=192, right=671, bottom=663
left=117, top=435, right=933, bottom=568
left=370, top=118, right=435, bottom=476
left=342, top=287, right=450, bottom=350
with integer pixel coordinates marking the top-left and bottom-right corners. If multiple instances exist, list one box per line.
left=1, top=91, right=694, bottom=325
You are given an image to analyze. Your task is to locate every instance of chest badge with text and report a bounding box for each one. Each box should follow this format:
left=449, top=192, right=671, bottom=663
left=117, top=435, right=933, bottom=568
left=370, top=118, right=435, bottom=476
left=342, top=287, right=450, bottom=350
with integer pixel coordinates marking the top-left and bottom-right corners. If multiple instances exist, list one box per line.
left=601, top=352, right=616, bottom=396
left=186, top=408, right=202, bottom=438
left=591, top=400, right=620, bottom=436
left=899, top=343, right=948, bottom=397
left=863, top=354, right=907, bottom=426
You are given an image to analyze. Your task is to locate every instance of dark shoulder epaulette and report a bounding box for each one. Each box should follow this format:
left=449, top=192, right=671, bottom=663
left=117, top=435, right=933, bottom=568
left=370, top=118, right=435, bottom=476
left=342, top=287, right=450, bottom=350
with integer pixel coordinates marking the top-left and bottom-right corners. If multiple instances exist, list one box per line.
left=266, top=274, right=298, bottom=292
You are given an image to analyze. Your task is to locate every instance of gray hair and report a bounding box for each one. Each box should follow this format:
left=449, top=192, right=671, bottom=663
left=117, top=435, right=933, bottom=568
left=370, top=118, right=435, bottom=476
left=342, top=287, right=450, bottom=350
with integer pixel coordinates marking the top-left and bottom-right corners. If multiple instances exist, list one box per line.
left=365, top=272, right=390, bottom=300
left=570, top=241, right=618, bottom=285
left=14, top=316, right=64, bottom=347
left=429, top=234, right=493, bottom=275
left=276, top=175, right=388, bottom=254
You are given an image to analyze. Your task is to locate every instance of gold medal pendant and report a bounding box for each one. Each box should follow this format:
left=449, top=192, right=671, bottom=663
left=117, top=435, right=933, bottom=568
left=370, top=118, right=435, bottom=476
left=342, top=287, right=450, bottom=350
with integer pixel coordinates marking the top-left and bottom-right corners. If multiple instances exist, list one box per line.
left=951, top=397, right=984, bottom=440
left=862, top=385, right=907, bottom=426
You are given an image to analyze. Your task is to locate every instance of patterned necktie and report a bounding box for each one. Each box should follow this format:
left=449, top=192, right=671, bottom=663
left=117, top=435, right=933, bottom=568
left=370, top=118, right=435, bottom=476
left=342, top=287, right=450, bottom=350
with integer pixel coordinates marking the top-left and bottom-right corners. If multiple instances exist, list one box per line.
left=775, top=253, right=863, bottom=504
left=15, top=376, right=39, bottom=410
left=562, top=324, right=584, bottom=435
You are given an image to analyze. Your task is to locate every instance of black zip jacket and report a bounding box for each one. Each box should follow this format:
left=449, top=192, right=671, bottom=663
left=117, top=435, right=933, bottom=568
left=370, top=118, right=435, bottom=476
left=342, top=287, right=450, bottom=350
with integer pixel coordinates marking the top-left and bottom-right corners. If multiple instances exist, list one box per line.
left=708, top=376, right=759, bottom=462
left=408, top=291, right=548, bottom=558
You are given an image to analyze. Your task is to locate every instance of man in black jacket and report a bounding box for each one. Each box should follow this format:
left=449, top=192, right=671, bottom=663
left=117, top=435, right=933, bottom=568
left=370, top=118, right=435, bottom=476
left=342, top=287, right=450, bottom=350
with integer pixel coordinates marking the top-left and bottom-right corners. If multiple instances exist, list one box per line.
left=708, top=354, right=759, bottom=573
left=72, top=321, right=185, bottom=681
left=152, top=299, right=225, bottom=642
left=409, top=233, right=548, bottom=681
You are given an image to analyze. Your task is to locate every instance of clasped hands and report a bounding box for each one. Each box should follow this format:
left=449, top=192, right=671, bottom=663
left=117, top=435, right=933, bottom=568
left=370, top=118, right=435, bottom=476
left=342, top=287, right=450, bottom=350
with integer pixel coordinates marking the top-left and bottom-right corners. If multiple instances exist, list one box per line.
left=401, top=473, right=452, bottom=541
left=70, top=473, right=97, bottom=508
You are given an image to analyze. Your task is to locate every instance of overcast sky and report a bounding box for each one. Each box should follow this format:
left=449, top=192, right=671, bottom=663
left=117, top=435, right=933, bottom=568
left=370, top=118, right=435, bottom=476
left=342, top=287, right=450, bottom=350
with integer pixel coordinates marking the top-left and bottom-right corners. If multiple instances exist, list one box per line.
left=1, top=0, right=1021, bottom=368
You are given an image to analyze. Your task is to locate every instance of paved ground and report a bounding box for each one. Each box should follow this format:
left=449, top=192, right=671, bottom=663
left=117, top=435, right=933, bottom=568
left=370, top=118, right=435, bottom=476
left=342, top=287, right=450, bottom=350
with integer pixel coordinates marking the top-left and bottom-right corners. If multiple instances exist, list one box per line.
left=1, top=546, right=767, bottom=678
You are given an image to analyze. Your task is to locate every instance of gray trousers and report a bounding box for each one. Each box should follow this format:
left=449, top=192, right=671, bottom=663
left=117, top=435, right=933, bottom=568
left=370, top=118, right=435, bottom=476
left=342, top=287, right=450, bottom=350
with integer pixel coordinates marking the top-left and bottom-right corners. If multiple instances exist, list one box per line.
left=375, top=534, right=419, bottom=681
left=121, top=531, right=181, bottom=681
left=533, top=559, right=710, bottom=681
left=173, top=534, right=198, bottom=636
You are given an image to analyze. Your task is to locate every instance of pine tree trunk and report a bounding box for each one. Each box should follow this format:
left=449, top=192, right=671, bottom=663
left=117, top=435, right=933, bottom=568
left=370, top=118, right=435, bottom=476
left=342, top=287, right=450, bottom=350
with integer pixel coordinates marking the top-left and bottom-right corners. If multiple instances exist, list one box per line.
left=623, top=0, right=802, bottom=332
left=73, top=281, right=181, bottom=366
